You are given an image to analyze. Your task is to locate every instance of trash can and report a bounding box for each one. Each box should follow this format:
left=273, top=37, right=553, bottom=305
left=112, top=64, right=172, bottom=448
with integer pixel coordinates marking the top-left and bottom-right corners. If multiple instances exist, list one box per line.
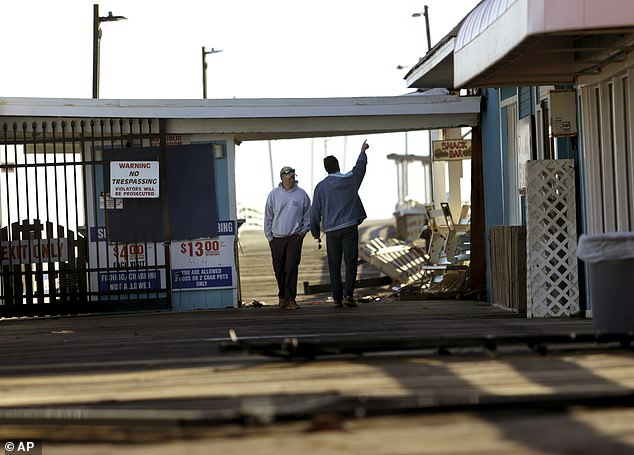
left=577, top=232, right=634, bottom=334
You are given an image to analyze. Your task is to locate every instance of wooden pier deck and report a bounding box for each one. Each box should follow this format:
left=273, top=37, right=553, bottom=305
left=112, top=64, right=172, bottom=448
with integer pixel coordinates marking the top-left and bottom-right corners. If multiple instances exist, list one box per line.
left=1, top=299, right=633, bottom=453
left=0, top=219, right=633, bottom=453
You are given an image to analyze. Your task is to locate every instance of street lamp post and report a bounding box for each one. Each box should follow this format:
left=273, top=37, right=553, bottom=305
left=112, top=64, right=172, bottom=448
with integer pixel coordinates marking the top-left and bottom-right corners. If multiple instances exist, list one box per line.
left=412, top=5, right=431, bottom=52
left=92, top=4, right=127, bottom=99
left=202, top=47, right=223, bottom=99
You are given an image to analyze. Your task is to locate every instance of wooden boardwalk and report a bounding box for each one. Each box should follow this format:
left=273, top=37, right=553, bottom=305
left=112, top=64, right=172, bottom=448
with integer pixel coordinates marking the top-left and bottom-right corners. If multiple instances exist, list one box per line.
left=1, top=298, right=633, bottom=452
left=1, top=220, right=633, bottom=453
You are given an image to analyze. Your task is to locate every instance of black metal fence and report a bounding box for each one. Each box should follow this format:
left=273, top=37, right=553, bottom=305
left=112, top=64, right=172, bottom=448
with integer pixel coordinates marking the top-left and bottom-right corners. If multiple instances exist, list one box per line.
left=0, top=118, right=170, bottom=317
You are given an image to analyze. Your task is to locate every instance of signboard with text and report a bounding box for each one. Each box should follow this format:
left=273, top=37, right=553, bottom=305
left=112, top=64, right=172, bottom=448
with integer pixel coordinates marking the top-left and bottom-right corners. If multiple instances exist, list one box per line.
left=171, top=220, right=236, bottom=290
left=1, top=239, right=68, bottom=265
left=110, top=161, right=159, bottom=198
left=98, top=269, right=161, bottom=293
left=432, top=139, right=472, bottom=161
left=95, top=241, right=164, bottom=292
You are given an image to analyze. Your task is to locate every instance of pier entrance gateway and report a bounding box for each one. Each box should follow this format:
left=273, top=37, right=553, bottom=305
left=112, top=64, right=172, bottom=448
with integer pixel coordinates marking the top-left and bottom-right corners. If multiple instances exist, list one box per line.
left=0, top=118, right=170, bottom=317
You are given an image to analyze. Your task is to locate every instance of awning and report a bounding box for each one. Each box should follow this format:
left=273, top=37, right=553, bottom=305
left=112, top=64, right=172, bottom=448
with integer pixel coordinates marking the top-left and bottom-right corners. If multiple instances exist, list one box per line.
left=406, top=0, right=634, bottom=90
left=454, top=0, right=634, bottom=87
left=404, top=23, right=463, bottom=90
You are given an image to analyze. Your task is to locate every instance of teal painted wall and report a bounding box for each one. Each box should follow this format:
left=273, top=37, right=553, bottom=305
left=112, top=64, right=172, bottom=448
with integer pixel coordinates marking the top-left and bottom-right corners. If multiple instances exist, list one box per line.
left=481, top=88, right=504, bottom=299
left=171, top=140, right=237, bottom=310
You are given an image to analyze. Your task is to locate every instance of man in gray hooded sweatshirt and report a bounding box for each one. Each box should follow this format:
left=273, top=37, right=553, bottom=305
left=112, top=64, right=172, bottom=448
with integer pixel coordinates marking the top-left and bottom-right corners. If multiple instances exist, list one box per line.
left=310, top=140, right=369, bottom=308
left=264, top=166, right=311, bottom=310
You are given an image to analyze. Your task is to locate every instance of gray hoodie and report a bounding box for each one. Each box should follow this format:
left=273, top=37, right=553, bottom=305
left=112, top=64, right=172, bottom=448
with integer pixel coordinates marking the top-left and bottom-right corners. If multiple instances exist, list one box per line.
left=264, top=183, right=311, bottom=241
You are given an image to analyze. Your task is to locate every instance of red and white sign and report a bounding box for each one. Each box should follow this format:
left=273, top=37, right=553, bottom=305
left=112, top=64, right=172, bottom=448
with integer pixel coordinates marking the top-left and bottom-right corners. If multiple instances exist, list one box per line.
left=1, top=239, right=68, bottom=265
left=107, top=242, right=153, bottom=268
left=171, top=237, right=235, bottom=290
left=150, top=135, right=183, bottom=146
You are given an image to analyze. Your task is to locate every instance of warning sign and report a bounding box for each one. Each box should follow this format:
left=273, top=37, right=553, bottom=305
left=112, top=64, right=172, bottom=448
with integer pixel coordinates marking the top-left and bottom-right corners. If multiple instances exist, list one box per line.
left=110, top=161, right=160, bottom=198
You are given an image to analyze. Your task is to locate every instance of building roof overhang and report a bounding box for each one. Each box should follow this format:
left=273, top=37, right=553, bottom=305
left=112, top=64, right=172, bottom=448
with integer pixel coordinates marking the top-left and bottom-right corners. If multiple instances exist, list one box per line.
left=0, top=95, right=480, bottom=141
left=406, top=0, right=634, bottom=90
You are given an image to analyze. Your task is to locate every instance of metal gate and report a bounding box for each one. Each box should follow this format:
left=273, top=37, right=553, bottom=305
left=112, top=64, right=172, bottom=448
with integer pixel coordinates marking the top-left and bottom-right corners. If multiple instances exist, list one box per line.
left=0, top=118, right=171, bottom=317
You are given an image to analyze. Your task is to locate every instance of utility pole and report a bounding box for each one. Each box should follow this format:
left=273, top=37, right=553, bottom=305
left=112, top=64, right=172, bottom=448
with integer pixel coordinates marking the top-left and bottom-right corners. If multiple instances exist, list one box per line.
left=202, top=47, right=223, bottom=99
left=424, top=5, right=431, bottom=52
left=92, top=4, right=127, bottom=99
left=412, top=5, right=432, bottom=52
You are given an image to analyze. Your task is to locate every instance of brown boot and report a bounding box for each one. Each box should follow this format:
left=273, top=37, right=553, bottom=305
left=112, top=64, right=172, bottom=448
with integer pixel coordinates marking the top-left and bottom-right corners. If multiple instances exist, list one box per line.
left=286, top=300, right=299, bottom=310
left=278, top=298, right=287, bottom=309
left=343, top=296, right=357, bottom=308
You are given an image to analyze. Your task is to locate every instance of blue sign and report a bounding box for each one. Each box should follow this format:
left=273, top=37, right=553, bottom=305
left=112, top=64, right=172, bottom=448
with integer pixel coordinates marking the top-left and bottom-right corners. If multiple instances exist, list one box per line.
left=98, top=270, right=161, bottom=292
left=91, top=220, right=234, bottom=242
left=90, top=226, right=108, bottom=242
left=172, top=266, right=232, bottom=290
left=217, top=220, right=236, bottom=236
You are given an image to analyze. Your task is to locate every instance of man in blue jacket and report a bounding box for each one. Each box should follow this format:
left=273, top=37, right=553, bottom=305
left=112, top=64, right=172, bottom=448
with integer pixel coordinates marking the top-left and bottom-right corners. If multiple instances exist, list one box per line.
left=310, top=140, right=369, bottom=308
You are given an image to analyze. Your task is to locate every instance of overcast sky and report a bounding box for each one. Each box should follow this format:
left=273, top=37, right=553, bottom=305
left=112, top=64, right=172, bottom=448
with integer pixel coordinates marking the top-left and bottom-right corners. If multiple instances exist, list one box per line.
left=1, top=0, right=481, bottom=220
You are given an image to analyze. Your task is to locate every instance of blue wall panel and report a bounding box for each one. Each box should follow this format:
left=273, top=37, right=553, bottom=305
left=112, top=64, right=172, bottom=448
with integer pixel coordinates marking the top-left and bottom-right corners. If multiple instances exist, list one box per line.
left=481, top=88, right=504, bottom=298
left=518, top=87, right=532, bottom=119
left=172, top=140, right=236, bottom=310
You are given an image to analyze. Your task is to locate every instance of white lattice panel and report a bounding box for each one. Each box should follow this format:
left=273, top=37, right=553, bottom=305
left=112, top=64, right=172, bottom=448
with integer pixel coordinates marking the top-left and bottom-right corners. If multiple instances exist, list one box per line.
left=525, top=160, right=579, bottom=317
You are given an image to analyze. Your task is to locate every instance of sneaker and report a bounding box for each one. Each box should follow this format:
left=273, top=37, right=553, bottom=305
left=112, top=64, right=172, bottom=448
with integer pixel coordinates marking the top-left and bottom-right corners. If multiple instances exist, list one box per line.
left=286, top=300, right=299, bottom=310
left=334, top=301, right=344, bottom=308
left=343, top=297, right=357, bottom=308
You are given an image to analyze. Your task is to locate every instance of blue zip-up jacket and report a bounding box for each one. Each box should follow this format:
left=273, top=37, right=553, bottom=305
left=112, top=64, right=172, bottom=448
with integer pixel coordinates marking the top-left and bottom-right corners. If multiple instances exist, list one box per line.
left=310, top=150, right=367, bottom=238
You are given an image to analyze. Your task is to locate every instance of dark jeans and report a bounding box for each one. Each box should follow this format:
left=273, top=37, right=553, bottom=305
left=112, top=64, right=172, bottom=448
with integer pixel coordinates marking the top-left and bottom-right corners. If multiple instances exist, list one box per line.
left=325, top=225, right=359, bottom=302
left=269, top=234, right=304, bottom=301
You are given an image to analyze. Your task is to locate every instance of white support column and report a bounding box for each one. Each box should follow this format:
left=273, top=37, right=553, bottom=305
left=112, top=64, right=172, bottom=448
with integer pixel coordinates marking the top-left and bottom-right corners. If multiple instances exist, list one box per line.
left=445, top=128, right=463, bottom=219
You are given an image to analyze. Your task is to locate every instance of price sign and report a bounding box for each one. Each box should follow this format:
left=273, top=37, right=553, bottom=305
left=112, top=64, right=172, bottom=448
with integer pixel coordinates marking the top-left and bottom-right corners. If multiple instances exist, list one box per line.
left=108, top=242, right=150, bottom=268
left=114, top=243, right=145, bottom=258
left=94, top=242, right=163, bottom=292
left=180, top=240, right=220, bottom=257
left=170, top=222, right=236, bottom=291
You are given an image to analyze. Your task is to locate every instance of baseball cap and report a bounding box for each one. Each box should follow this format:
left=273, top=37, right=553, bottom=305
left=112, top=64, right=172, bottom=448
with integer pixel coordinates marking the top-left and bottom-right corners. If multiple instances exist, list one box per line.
left=280, top=166, right=296, bottom=178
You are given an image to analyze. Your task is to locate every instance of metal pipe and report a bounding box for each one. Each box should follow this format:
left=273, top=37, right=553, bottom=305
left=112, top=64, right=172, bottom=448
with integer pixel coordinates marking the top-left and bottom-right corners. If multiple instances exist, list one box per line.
left=424, top=5, right=431, bottom=52
left=202, top=47, right=223, bottom=99
left=202, top=47, right=207, bottom=99
left=92, top=4, right=100, bottom=98
left=92, top=4, right=127, bottom=98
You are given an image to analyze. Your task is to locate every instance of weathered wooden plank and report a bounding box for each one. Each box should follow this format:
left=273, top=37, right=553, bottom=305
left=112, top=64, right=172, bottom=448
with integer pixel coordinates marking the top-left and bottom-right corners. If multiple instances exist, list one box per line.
left=2, top=406, right=634, bottom=452
left=303, top=276, right=391, bottom=294
left=1, top=352, right=633, bottom=408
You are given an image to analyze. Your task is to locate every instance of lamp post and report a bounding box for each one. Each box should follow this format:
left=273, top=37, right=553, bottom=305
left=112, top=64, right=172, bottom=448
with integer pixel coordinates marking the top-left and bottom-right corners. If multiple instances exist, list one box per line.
left=202, top=47, right=223, bottom=99
left=92, top=4, right=127, bottom=99
left=412, top=5, right=431, bottom=52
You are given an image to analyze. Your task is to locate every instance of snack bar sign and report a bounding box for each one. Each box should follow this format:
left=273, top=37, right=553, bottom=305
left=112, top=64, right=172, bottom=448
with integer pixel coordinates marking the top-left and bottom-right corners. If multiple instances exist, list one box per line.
left=110, top=161, right=159, bottom=198
left=432, top=139, right=472, bottom=161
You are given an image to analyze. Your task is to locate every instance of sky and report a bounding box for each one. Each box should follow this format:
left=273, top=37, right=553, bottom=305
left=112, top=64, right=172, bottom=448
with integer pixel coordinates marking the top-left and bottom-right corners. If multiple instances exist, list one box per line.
left=1, top=0, right=481, bottom=220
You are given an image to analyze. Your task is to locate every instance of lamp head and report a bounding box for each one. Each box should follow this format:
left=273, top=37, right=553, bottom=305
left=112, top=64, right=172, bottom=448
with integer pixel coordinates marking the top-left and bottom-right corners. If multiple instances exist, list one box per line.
left=100, top=11, right=127, bottom=22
